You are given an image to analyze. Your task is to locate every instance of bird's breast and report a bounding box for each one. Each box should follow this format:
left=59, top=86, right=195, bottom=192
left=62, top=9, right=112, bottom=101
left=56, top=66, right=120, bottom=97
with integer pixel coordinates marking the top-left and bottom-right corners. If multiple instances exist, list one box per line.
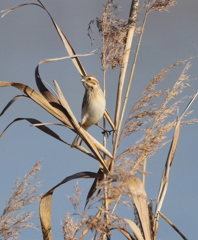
left=81, top=90, right=106, bottom=129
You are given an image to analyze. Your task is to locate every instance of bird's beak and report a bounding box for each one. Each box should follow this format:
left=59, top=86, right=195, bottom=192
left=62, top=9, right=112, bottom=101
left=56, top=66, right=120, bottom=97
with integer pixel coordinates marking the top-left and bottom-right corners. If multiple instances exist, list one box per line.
left=81, top=76, right=86, bottom=82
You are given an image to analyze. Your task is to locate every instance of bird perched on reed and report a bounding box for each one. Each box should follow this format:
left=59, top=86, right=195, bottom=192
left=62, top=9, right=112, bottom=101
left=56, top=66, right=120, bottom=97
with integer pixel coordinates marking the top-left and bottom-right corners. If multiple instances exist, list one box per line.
left=72, top=75, right=106, bottom=146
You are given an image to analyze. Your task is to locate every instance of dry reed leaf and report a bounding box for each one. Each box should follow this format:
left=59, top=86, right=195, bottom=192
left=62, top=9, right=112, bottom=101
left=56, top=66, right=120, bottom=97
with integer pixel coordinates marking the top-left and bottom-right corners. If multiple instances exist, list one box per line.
left=50, top=20, right=87, bottom=77
left=35, top=66, right=72, bottom=126
left=0, top=95, right=27, bottom=117
left=37, top=0, right=87, bottom=77
left=123, top=218, right=144, bottom=240
left=70, top=145, right=98, bottom=160
left=74, top=141, right=112, bottom=162
left=114, top=0, right=139, bottom=131
left=113, top=227, right=136, bottom=240
left=39, top=125, right=112, bottom=171
left=153, top=90, right=198, bottom=232
left=70, top=128, right=111, bottom=171
left=1, top=1, right=86, bottom=76
left=158, top=212, right=188, bottom=240
left=0, top=118, right=70, bottom=146
left=81, top=130, right=113, bottom=160
left=35, top=66, right=61, bottom=104
left=0, top=81, right=71, bottom=127
left=40, top=171, right=103, bottom=240
left=1, top=3, right=41, bottom=18
left=53, top=80, right=80, bottom=129
left=85, top=168, right=104, bottom=209
left=30, top=121, right=113, bottom=161
left=153, top=118, right=180, bottom=235
left=104, top=109, right=115, bottom=131
left=180, top=90, right=198, bottom=119
left=126, top=175, right=151, bottom=240
left=39, top=52, right=95, bottom=65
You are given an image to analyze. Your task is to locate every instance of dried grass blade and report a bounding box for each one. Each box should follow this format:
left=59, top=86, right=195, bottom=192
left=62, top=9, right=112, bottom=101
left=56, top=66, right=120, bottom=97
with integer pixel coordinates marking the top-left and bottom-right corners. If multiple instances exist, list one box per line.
left=40, top=171, right=103, bottom=240
left=2, top=2, right=87, bottom=76
left=123, top=218, right=144, bottom=240
left=158, top=212, right=188, bottom=240
left=114, top=0, right=139, bottom=130
left=39, top=52, right=94, bottom=64
left=104, top=109, right=115, bottom=131
left=0, top=81, right=72, bottom=127
left=51, top=21, right=87, bottom=76
left=32, top=124, right=99, bottom=158
left=71, top=127, right=110, bottom=171
left=181, top=90, right=198, bottom=118
left=113, top=228, right=135, bottom=240
left=83, top=131, right=113, bottom=159
left=117, top=5, right=149, bottom=143
left=36, top=1, right=87, bottom=76
left=32, top=122, right=107, bottom=160
left=35, top=66, right=60, bottom=104
left=127, top=176, right=151, bottom=240
left=35, top=66, right=74, bottom=127
left=0, top=95, right=27, bottom=117
left=85, top=168, right=104, bottom=209
left=32, top=121, right=111, bottom=162
left=26, top=119, right=70, bottom=145
left=153, top=119, right=181, bottom=235
left=53, top=80, right=80, bottom=128
left=32, top=122, right=112, bottom=164
left=74, top=145, right=98, bottom=160
left=1, top=3, right=41, bottom=18
left=0, top=118, right=70, bottom=146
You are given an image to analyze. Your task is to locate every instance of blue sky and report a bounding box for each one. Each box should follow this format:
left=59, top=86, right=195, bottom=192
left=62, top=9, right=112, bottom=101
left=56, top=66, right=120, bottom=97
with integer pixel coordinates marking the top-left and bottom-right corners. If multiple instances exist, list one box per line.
left=0, top=0, right=198, bottom=239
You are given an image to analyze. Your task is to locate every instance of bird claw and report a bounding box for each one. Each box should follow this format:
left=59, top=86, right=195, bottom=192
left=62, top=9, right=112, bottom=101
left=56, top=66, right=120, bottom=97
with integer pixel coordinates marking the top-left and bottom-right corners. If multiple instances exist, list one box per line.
left=102, top=129, right=116, bottom=138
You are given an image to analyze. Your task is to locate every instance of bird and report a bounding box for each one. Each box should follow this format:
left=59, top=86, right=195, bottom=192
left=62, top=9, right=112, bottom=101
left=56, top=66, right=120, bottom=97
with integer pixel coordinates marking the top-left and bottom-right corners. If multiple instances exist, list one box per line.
left=72, top=75, right=106, bottom=146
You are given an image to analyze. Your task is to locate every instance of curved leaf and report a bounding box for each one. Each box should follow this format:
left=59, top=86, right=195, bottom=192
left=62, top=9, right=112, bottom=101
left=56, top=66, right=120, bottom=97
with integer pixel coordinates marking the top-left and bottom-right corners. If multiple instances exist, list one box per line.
left=0, top=117, right=70, bottom=146
left=40, top=171, right=103, bottom=240
left=154, top=119, right=181, bottom=234
left=126, top=176, right=151, bottom=240
left=0, top=81, right=72, bottom=128
left=2, top=1, right=87, bottom=77
left=123, top=218, right=144, bottom=240
left=85, top=168, right=103, bottom=209
left=39, top=52, right=95, bottom=65
left=1, top=3, right=42, bottom=18
left=0, top=95, right=27, bottom=117
left=111, top=227, right=136, bottom=240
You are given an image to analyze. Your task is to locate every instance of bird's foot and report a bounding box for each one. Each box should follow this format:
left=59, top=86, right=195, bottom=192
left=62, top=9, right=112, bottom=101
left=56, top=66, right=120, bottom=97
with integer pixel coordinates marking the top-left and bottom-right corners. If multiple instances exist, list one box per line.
left=102, top=129, right=116, bottom=138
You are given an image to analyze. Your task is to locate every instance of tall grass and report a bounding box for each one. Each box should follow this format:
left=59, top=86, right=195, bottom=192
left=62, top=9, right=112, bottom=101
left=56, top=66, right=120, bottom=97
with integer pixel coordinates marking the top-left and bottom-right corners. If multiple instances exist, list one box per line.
left=0, top=0, right=197, bottom=240
left=0, top=161, right=42, bottom=240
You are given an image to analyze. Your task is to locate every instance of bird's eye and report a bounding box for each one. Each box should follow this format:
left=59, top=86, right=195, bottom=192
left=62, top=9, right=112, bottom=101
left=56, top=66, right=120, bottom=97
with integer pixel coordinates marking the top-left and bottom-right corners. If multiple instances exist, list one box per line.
left=88, top=77, right=91, bottom=80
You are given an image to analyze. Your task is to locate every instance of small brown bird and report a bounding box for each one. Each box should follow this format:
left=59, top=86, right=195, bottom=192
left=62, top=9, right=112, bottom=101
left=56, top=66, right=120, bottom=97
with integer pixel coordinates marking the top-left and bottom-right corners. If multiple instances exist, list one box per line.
left=72, top=75, right=106, bottom=146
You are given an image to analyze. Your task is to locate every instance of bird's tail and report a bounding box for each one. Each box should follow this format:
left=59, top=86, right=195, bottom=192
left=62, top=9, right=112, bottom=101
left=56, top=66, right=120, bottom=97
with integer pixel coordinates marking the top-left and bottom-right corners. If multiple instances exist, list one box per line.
left=72, top=135, right=83, bottom=147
